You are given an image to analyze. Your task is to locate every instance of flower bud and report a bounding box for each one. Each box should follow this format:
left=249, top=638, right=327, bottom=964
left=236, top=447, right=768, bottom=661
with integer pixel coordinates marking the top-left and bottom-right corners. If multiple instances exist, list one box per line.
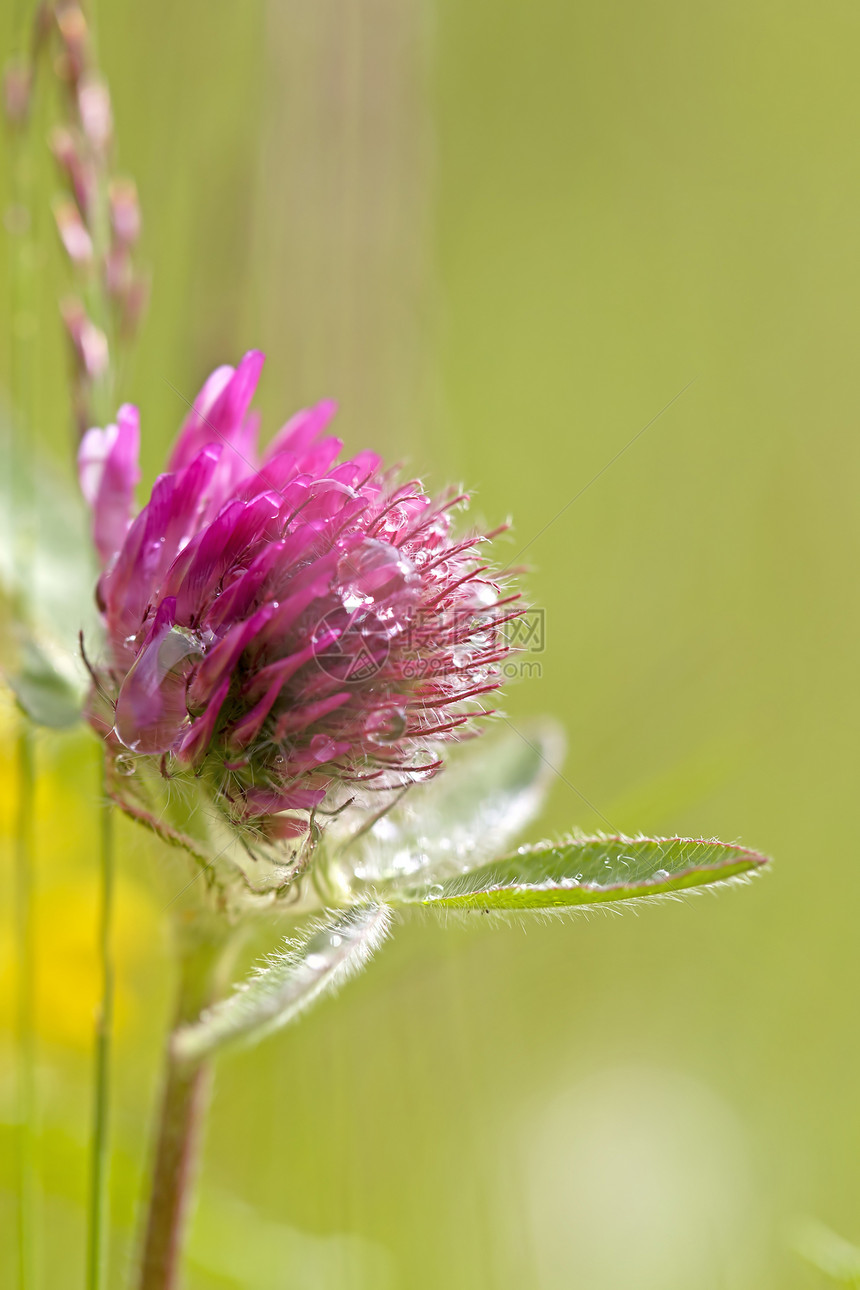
left=50, top=125, right=96, bottom=214
left=77, top=74, right=112, bottom=152
left=61, top=297, right=109, bottom=377
left=54, top=4, right=89, bottom=85
left=53, top=196, right=93, bottom=263
left=109, top=178, right=141, bottom=245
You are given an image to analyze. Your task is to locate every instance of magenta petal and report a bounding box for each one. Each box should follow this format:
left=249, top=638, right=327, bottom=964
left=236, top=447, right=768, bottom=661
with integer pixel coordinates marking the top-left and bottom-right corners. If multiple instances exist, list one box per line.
left=78, top=404, right=141, bottom=568
left=167, top=351, right=265, bottom=479
left=172, top=492, right=280, bottom=623
left=188, top=604, right=276, bottom=706
left=175, top=674, right=231, bottom=764
left=168, top=364, right=234, bottom=471
left=209, top=351, right=265, bottom=437
left=226, top=671, right=290, bottom=749
left=262, top=400, right=338, bottom=461
left=261, top=815, right=313, bottom=841
left=329, top=451, right=383, bottom=488
left=100, top=447, right=223, bottom=648
left=239, top=640, right=317, bottom=705
left=273, top=692, right=351, bottom=740
left=202, top=543, right=286, bottom=630
left=241, top=785, right=327, bottom=818
left=114, top=599, right=203, bottom=754
left=248, top=572, right=338, bottom=659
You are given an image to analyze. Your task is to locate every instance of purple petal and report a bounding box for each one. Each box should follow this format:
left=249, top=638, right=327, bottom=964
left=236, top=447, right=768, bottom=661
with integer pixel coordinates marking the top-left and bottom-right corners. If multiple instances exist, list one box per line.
left=273, top=691, right=351, bottom=740
left=239, top=640, right=317, bottom=705
left=100, top=446, right=221, bottom=645
left=168, top=351, right=265, bottom=475
left=172, top=492, right=280, bottom=624
left=241, top=785, right=327, bottom=818
left=78, top=404, right=141, bottom=568
left=187, top=603, right=276, bottom=706
left=114, top=598, right=203, bottom=753
left=167, top=364, right=234, bottom=471
left=262, top=400, right=338, bottom=461
left=175, top=674, right=231, bottom=764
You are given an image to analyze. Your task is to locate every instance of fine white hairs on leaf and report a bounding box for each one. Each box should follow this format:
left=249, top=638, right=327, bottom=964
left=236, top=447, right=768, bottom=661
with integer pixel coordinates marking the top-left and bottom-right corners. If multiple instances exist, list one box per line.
left=173, top=903, right=392, bottom=1064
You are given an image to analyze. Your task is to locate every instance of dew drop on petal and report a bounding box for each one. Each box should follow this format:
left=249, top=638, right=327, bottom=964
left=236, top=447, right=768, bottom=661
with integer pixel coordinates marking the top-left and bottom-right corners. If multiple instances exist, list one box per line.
left=309, top=733, right=339, bottom=762
left=365, top=706, right=408, bottom=745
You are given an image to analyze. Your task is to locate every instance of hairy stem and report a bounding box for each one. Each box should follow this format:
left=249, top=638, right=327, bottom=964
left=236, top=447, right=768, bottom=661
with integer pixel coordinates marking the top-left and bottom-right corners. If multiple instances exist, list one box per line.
left=86, top=766, right=114, bottom=1290
left=136, top=932, right=228, bottom=1290
left=14, top=725, right=36, bottom=1290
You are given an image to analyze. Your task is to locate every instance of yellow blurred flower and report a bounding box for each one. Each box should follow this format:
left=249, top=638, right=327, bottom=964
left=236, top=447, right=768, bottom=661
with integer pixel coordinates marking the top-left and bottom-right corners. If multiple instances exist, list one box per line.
left=0, top=697, right=159, bottom=1049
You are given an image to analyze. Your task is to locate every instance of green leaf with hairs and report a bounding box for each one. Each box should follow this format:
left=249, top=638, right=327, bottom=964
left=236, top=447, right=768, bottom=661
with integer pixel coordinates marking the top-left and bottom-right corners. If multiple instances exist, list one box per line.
left=329, top=719, right=564, bottom=890
left=395, top=835, right=769, bottom=911
left=5, top=633, right=83, bottom=728
left=0, top=416, right=95, bottom=727
left=172, top=904, right=392, bottom=1063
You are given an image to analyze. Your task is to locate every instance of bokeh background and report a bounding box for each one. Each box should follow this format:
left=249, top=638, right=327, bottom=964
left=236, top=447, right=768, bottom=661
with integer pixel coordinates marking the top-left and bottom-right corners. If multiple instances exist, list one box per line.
left=2, top=1, right=858, bottom=1286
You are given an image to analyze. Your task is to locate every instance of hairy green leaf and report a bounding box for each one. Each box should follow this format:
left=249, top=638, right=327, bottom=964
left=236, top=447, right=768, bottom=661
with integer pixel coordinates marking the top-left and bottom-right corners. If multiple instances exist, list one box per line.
left=0, top=417, right=96, bottom=727
left=172, top=904, right=392, bottom=1063
left=396, top=835, right=769, bottom=911
left=328, top=719, right=564, bottom=890
left=5, top=634, right=83, bottom=728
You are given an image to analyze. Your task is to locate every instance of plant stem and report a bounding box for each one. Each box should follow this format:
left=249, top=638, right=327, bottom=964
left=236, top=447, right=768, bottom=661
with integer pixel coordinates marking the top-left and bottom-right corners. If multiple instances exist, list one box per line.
left=136, top=932, right=226, bottom=1290
left=14, top=723, right=36, bottom=1290
left=86, top=763, right=114, bottom=1290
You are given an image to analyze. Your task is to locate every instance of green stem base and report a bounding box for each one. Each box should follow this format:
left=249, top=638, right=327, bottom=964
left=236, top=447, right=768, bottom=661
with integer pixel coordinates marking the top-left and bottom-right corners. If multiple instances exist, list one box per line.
left=136, top=930, right=229, bottom=1290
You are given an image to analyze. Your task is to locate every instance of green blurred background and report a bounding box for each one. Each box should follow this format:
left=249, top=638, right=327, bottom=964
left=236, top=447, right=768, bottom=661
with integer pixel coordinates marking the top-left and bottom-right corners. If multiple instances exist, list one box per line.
left=2, top=1, right=858, bottom=1286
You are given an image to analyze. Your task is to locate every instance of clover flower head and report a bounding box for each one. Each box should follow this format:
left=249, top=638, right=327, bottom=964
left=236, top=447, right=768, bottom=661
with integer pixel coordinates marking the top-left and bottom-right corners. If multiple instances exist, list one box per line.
left=79, top=352, right=521, bottom=875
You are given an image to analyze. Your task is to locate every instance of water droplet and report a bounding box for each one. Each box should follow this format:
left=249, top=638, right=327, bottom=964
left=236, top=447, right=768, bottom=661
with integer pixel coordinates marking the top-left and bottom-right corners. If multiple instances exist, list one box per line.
left=366, top=706, right=408, bottom=745
left=309, top=733, right=339, bottom=762
left=115, top=755, right=135, bottom=777
left=451, top=645, right=472, bottom=669
left=342, top=589, right=372, bottom=613
left=378, top=504, right=408, bottom=536
left=426, top=516, right=449, bottom=539
left=473, top=583, right=498, bottom=608
left=305, top=952, right=327, bottom=971
left=329, top=933, right=343, bottom=948
left=652, top=868, right=670, bottom=881
left=427, top=884, right=444, bottom=899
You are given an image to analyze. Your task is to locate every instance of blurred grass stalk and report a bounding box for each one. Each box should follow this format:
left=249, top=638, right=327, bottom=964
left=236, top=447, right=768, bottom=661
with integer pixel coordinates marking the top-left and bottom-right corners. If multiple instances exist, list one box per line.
left=6, top=4, right=127, bottom=1286
left=86, top=771, right=114, bottom=1290
left=7, top=4, right=42, bottom=1286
